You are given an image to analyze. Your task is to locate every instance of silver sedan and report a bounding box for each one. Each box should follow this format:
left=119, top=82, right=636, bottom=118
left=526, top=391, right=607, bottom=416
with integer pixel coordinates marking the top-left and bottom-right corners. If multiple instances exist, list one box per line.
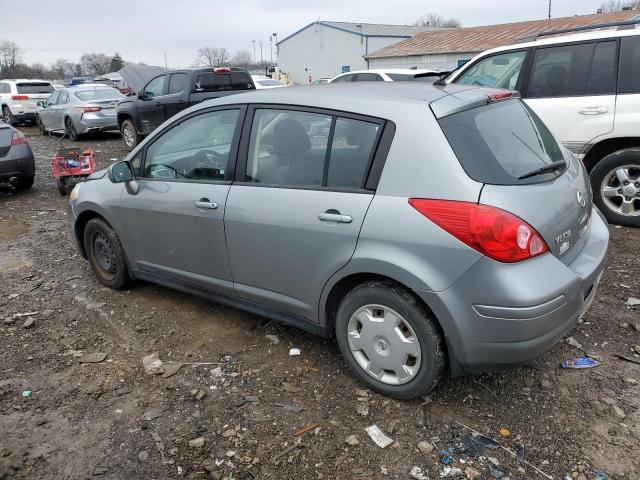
left=36, top=85, right=124, bottom=140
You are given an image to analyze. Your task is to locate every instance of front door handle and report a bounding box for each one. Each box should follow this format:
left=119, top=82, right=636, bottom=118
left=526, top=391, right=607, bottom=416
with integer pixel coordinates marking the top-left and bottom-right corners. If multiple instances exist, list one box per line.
left=578, top=106, right=608, bottom=115
left=318, top=210, right=352, bottom=223
left=194, top=199, right=218, bottom=210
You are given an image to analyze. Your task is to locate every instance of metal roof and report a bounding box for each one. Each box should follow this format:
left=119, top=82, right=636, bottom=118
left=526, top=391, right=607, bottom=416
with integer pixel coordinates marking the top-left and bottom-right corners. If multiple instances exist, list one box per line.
left=277, top=21, right=444, bottom=45
left=366, top=11, right=640, bottom=59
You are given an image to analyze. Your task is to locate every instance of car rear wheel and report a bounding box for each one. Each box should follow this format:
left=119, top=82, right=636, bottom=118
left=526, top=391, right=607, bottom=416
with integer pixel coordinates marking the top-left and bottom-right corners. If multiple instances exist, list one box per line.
left=121, top=119, right=139, bottom=149
left=84, top=218, right=130, bottom=290
left=65, top=117, right=79, bottom=141
left=590, top=148, right=640, bottom=227
left=335, top=281, right=445, bottom=399
left=36, top=115, right=47, bottom=135
left=2, top=106, right=17, bottom=126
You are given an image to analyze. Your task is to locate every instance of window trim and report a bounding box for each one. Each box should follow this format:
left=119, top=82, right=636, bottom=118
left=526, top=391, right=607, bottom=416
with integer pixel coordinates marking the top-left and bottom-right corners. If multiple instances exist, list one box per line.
left=137, top=104, right=247, bottom=185
left=521, top=38, right=621, bottom=99
left=617, top=35, right=639, bottom=95
left=234, top=103, right=390, bottom=193
left=454, top=48, right=530, bottom=92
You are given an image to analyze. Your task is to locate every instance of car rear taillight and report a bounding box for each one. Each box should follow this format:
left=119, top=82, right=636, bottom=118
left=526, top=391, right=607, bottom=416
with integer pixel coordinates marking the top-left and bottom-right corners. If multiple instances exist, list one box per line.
left=11, top=95, right=29, bottom=101
left=76, top=106, right=102, bottom=113
left=408, top=199, right=549, bottom=263
left=487, top=91, right=513, bottom=102
left=11, top=129, right=27, bottom=146
left=214, top=67, right=231, bottom=73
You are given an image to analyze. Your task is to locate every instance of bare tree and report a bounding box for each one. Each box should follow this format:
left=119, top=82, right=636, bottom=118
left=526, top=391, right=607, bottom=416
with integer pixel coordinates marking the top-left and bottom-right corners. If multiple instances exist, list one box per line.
left=50, top=58, right=73, bottom=79
left=80, top=52, right=113, bottom=76
left=231, top=50, right=253, bottom=69
left=599, top=0, right=639, bottom=11
left=413, top=13, right=461, bottom=28
left=194, top=47, right=230, bottom=67
left=0, top=40, right=24, bottom=69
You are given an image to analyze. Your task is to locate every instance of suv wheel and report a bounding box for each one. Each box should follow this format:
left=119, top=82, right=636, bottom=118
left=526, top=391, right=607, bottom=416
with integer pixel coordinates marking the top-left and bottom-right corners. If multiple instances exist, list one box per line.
left=2, top=106, right=16, bottom=126
left=335, top=281, right=445, bottom=399
left=121, top=119, right=139, bottom=149
left=590, top=148, right=640, bottom=227
left=84, top=218, right=130, bottom=289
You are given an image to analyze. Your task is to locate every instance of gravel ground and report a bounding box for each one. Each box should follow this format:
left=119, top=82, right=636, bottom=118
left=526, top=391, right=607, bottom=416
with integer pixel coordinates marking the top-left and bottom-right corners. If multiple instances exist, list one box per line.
left=1, top=127, right=639, bottom=480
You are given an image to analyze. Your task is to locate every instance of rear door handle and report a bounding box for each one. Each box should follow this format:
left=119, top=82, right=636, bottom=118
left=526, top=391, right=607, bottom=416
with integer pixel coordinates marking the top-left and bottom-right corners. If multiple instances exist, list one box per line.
left=318, top=211, right=352, bottom=223
left=194, top=199, right=218, bottom=210
left=578, top=106, right=608, bottom=115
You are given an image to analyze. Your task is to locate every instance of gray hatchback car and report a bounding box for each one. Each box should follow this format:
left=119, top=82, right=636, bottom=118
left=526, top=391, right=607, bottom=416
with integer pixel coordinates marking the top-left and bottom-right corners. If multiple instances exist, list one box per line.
left=68, top=83, right=609, bottom=399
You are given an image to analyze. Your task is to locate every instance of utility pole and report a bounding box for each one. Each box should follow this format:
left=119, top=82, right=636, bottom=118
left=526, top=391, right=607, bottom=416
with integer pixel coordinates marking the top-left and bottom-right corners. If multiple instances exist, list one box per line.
left=273, top=33, right=278, bottom=64
left=252, top=40, right=256, bottom=63
left=548, top=0, right=551, bottom=19
left=269, top=36, right=273, bottom=64
left=164, top=53, right=167, bottom=68
left=260, top=40, right=263, bottom=64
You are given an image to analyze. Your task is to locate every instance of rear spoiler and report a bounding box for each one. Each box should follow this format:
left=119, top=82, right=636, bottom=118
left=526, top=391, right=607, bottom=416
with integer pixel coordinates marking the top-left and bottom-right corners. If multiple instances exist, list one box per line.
left=430, top=88, right=520, bottom=119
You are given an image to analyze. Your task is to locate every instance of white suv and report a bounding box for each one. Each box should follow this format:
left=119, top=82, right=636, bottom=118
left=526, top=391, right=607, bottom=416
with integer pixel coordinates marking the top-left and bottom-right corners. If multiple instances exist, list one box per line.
left=330, top=69, right=437, bottom=82
left=448, top=20, right=640, bottom=227
left=0, top=79, right=55, bottom=126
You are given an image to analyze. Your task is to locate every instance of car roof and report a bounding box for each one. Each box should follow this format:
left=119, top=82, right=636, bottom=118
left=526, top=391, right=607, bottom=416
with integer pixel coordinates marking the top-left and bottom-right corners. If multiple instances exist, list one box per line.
left=476, top=25, right=640, bottom=56
left=336, top=68, right=436, bottom=75
left=1, top=79, right=52, bottom=83
left=197, top=83, right=505, bottom=121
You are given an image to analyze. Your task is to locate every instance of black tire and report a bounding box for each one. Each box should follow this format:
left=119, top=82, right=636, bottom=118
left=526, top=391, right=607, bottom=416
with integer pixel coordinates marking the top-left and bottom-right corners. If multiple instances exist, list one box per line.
left=121, top=119, right=140, bottom=150
left=57, top=178, right=67, bottom=196
left=590, top=148, right=640, bottom=228
left=335, top=281, right=445, bottom=399
left=2, top=106, right=17, bottom=126
left=65, top=117, right=79, bottom=141
left=84, top=217, right=130, bottom=290
left=36, top=115, right=47, bottom=135
left=15, top=175, right=34, bottom=190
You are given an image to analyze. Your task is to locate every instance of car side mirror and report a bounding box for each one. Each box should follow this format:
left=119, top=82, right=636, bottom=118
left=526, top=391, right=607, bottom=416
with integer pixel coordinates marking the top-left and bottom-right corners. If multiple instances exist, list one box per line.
left=37, top=100, right=45, bottom=107
left=109, top=160, right=140, bottom=194
left=137, top=91, right=146, bottom=100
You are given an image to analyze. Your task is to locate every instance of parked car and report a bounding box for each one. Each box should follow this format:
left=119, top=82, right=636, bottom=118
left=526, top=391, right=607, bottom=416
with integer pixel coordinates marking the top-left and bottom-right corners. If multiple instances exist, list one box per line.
left=448, top=19, right=640, bottom=227
left=312, top=78, right=332, bottom=84
left=251, top=75, right=287, bottom=89
left=116, top=67, right=256, bottom=149
left=36, top=85, right=124, bottom=140
left=0, top=123, right=35, bottom=190
left=68, top=83, right=608, bottom=399
left=0, top=79, right=55, bottom=125
left=329, top=68, right=437, bottom=83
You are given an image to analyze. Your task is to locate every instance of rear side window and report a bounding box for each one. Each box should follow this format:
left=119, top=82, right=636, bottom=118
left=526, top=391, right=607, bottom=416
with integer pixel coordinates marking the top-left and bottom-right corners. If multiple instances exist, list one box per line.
left=439, top=100, right=565, bottom=185
left=387, top=74, right=413, bottom=81
left=194, top=72, right=253, bottom=92
left=527, top=43, right=594, bottom=97
left=355, top=73, right=382, bottom=81
left=16, top=82, right=54, bottom=94
left=327, top=118, right=380, bottom=188
left=168, top=73, right=188, bottom=94
left=619, top=35, right=640, bottom=94
left=585, top=41, right=617, bottom=95
left=332, top=74, right=355, bottom=82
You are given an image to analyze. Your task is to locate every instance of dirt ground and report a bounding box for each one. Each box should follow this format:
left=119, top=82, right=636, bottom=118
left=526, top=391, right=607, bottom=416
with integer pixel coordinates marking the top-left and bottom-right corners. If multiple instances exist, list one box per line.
left=1, top=127, right=639, bottom=480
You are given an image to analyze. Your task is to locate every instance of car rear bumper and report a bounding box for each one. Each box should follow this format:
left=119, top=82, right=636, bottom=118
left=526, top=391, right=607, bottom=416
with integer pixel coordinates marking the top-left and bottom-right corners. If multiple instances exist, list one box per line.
left=76, top=114, right=119, bottom=134
left=415, top=207, right=609, bottom=375
left=0, top=144, right=36, bottom=180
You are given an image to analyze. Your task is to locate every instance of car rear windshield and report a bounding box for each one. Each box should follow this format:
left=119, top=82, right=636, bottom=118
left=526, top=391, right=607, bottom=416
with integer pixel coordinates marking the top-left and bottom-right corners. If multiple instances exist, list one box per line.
left=438, top=99, right=566, bottom=185
left=16, top=82, right=54, bottom=94
left=194, top=72, right=253, bottom=92
left=74, top=88, right=124, bottom=101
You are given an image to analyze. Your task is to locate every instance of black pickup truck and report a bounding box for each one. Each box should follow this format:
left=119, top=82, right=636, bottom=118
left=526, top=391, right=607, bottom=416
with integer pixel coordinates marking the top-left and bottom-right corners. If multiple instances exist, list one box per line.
left=117, top=67, right=255, bottom=149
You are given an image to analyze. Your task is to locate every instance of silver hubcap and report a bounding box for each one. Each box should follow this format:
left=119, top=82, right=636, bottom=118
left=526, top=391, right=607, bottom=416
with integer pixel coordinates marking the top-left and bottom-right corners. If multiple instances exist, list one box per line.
left=347, top=304, right=421, bottom=385
left=123, top=125, right=134, bottom=147
left=601, top=164, right=640, bottom=217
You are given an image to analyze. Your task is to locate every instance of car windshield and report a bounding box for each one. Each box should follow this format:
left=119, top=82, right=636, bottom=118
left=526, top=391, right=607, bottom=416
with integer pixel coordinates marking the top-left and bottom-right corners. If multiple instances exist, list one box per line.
left=17, top=82, right=54, bottom=94
left=438, top=99, right=566, bottom=185
left=74, top=88, right=124, bottom=101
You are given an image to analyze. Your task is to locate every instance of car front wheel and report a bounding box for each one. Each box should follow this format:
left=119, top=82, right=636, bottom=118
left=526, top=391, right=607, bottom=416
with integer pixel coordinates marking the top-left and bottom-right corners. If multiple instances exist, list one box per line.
left=84, top=217, right=130, bottom=289
left=590, top=148, right=640, bottom=227
left=335, top=281, right=445, bottom=399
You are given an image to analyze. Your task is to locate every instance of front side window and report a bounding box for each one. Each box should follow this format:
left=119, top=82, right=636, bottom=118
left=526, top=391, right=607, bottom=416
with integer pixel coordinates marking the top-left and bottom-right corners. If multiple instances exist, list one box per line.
left=143, top=109, right=240, bottom=181
left=245, top=108, right=381, bottom=189
left=619, top=35, right=640, bottom=94
left=332, top=74, right=355, bottom=82
left=144, top=75, right=166, bottom=98
left=456, top=50, right=526, bottom=89
left=57, top=91, right=69, bottom=104
left=527, top=43, right=594, bottom=98
left=46, top=91, right=60, bottom=106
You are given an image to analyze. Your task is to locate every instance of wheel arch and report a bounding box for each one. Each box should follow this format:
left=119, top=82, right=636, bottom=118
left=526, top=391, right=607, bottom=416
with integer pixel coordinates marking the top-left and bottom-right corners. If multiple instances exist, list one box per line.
left=583, top=137, right=640, bottom=172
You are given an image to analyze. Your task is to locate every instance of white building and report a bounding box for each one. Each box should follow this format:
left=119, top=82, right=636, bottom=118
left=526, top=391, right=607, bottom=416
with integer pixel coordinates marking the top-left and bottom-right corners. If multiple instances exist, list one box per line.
left=276, top=21, right=442, bottom=84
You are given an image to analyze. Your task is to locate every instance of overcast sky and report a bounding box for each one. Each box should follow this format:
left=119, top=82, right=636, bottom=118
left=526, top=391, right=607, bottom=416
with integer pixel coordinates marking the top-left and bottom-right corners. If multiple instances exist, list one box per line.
left=3, top=0, right=609, bottom=68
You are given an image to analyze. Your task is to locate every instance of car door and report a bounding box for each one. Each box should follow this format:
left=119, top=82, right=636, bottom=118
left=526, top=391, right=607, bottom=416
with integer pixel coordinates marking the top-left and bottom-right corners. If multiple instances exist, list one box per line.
left=521, top=40, right=617, bottom=150
left=137, top=74, right=168, bottom=135
left=225, top=106, right=385, bottom=321
left=38, top=90, right=59, bottom=129
left=52, top=90, right=69, bottom=128
left=117, top=106, right=246, bottom=295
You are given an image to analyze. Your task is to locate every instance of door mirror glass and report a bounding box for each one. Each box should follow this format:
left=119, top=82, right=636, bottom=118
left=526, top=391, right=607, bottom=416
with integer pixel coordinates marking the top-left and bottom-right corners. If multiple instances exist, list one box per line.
left=110, top=161, right=134, bottom=183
